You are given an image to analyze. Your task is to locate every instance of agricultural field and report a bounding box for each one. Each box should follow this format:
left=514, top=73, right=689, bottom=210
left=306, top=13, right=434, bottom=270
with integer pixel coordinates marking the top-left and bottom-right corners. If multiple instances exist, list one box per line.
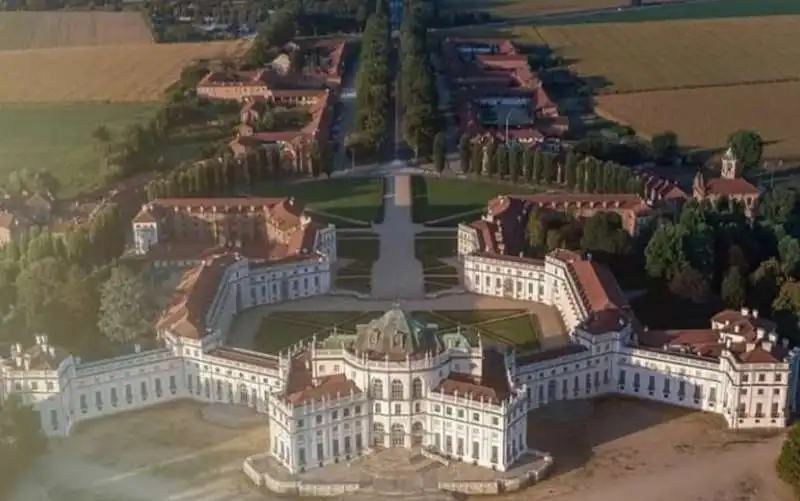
left=440, top=0, right=625, bottom=21
left=0, top=103, right=158, bottom=198
left=534, top=0, right=800, bottom=25
left=0, top=12, right=153, bottom=50
left=0, top=40, right=250, bottom=102
left=595, top=82, right=800, bottom=160
left=516, top=15, right=800, bottom=94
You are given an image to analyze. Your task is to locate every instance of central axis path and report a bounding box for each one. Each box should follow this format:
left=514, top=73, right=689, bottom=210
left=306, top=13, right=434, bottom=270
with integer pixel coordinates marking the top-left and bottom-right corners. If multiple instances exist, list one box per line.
left=370, top=174, right=425, bottom=299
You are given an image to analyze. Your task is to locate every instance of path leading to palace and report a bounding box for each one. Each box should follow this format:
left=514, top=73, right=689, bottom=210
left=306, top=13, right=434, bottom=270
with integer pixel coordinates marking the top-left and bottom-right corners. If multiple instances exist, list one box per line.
left=371, top=174, right=426, bottom=299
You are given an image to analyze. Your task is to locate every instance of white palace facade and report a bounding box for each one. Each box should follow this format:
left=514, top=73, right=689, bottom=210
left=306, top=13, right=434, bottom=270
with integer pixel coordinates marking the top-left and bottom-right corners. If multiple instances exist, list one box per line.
left=1, top=193, right=800, bottom=480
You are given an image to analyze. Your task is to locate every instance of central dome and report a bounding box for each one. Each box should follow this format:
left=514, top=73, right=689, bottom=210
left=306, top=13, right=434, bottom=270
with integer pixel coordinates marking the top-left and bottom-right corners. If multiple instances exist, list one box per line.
left=353, top=308, right=443, bottom=359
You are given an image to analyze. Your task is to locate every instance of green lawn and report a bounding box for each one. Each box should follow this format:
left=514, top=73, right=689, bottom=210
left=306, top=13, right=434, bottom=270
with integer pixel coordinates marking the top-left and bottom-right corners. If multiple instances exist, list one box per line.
left=254, top=309, right=540, bottom=351
left=255, top=178, right=383, bottom=223
left=411, top=176, right=540, bottom=224
left=0, top=102, right=157, bottom=198
left=335, top=234, right=379, bottom=286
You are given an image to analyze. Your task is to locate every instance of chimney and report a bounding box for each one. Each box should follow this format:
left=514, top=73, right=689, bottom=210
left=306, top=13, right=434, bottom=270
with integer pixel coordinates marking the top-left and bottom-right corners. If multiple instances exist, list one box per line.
left=782, top=338, right=790, bottom=349
left=740, top=307, right=749, bottom=317
left=761, top=340, right=773, bottom=352
left=48, top=346, right=55, bottom=358
left=752, top=309, right=759, bottom=318
left=745, top=342, right=756, bottom=352
left=768, top=333, right=778, bottom=344
left=725, top=338, right=732, bottom=349
left=756, top=328, right=765, bottom=340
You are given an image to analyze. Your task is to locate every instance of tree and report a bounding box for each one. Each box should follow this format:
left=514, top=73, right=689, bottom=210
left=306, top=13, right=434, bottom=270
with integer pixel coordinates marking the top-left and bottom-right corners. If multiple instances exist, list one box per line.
left=458, top=134, right=471, bottom=174
left=580, top=213, right=631, bottom=255
left=777, top=423, right=800, bottom=492
left=772, top=279, right=800, bottom=339
left=650, top=131, right=678, bottom=164
left=91, top=124, right=112, bottom=153
left=525, top=209, right=546, bottom=253
left=645, top=223, right=687, bottom=280
left=721, top=266, right=746, bottom=308
left=0, top=393, right=46, bottom=493
left=727, top=130, right=763, bottom=172
left=98, top=266, right=156, bottom=345
left=433, top=132, right=446, bottom=174
left=564, top=150, right=578, bottom=189
left=669, top=266, right=710, bottom=303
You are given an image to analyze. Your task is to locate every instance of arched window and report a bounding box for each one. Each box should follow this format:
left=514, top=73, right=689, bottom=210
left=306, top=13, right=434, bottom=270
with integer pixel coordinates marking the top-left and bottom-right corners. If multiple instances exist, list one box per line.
left=391, top=423, right=405, bottom=447
left=412, top=378, right=423, bottom=399
left=371, top=378, right=383, bottom=399
left=391, top=379, right=404, bottom=400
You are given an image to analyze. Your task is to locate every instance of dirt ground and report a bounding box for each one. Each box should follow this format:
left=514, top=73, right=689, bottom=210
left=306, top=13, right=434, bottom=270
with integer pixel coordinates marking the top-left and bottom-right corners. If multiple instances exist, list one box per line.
left=514, top=397, right=794, bottom=501
left=10, top=399, right=796, bottom=501
left=11, top=401, right=270, bottom=501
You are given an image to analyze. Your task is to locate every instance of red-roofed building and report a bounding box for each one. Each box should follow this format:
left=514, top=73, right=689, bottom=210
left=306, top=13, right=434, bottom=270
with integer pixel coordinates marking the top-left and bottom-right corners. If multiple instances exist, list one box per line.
left=693, top=147, right=760, bottom=216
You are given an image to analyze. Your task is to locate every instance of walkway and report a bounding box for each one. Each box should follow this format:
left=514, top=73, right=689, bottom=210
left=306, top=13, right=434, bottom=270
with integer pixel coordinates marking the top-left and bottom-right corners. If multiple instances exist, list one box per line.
left=371, top=174, right=426, bottom=299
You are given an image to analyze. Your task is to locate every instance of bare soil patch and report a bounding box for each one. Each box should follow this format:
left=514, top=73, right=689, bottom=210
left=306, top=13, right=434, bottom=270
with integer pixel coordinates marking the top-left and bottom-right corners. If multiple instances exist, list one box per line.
left=60, top=400, right=266, bottom=475
left=0, top=12, right=153, bottom=51
left=512, top=397, right=791, bottom=501
left=595, top=82, right=800, bottom=159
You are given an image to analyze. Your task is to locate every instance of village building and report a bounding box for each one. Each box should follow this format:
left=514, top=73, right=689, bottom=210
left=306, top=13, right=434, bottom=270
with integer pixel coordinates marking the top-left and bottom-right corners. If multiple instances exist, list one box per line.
left=693, top=147, right=760, bottom=215
left=442, top=38, right=569, bottom=143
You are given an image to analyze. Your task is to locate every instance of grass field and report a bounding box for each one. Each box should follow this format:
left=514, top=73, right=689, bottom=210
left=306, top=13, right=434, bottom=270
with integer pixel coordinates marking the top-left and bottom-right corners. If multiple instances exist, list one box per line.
left=255, top=178, right=383, bottom=222
left=595, top=82, right=800, bottom=159
left=440, top=0, right=624, bottom=20
left=517, top=15, right=800, bottom=94
left=411, top=176, right=540, bottom=224
left=254, top=309, right=540, bottom=352
left=0, top=102, right=158, bottom=197
left=0, top=40, right=249, bottom=102
left=534, top=0, right=800, bottom=25
left=335, top=234, right=379, bottom=294
left=0, top=12, right=153, bottom=50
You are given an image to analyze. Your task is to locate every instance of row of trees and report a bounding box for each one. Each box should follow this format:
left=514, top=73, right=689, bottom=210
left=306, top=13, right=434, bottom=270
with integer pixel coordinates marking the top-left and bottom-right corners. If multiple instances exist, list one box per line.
left=348, top=7, right=391, bottom=156
left=399, top=0, right=440, bottom=158
left=458, top=136, right=646, bottom=195
left=143, top=142, right=333, bottom=201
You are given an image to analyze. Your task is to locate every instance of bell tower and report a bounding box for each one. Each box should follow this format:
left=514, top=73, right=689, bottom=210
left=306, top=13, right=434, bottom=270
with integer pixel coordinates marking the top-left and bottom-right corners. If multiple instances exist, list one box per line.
left=721, top=146, right=739, bottom=179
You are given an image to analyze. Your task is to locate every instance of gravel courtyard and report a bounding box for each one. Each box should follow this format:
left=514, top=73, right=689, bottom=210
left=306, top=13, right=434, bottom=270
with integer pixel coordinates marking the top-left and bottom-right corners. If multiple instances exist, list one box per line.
left=10, top=399, right=795, bottom=501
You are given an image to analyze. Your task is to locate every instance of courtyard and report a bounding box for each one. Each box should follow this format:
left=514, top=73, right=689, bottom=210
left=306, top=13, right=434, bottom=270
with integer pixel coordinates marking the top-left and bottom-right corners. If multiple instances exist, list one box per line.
left=414, top=233, right=461, bottom=294
left=252, top=307, right=543, bottom=353
left=12, top=398, right=792, bottom=501
left=334, top=232, right=381, bottom=295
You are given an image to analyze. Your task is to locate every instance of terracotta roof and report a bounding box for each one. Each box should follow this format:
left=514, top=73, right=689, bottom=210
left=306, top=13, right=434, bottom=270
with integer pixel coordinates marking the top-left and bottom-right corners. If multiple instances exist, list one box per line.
left=637, top=310, right=789, bottom=364
left=432, top=350, right=511, bottom=404
left=157, top=254, right=237, bottom=339
left=0, top=210, right=18, bottom=230
left=287, top=373, right=362, bottom=405
left=705, top=177, right=759, bottom=196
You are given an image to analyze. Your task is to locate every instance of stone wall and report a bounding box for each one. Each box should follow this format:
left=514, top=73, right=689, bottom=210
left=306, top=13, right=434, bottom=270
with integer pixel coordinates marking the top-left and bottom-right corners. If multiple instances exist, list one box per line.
left=243, top=455, right=361, bottom=497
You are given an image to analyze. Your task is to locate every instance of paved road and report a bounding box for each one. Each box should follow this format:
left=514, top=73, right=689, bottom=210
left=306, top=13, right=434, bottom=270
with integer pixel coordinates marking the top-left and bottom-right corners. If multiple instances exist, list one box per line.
left=371, top=175, right=426, bottom=299
left=333, top=52, right=359, bottom=171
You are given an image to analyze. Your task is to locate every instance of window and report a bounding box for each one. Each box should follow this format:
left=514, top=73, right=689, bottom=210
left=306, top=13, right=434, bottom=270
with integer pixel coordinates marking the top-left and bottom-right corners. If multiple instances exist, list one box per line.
left=343, top=408, right=350, bottom=418
left=491, top=445, right=499, bottom=464
left=775, top=373, right=783, bottom=382
left=412, top=378, right=423, bottom=399
left=472, top=441, right=480, bottom=460
left=141, top=381, right=149, bottom=401
left=758, top=374, right=765, bottom=382
left=155, top=378, right=163, bottom=398
left=169, top=376, right=177, bottom=395
left=216, top=380, right=222, bottom=400
left=693, top=384, right=702, bottom=403
left=771, top=402, right=780, bottom=417
left=355, top=405, right=362, bottom=414
left=110, top=388, right=118, bottom=407
left=445, top=406, right=453, bottom=416
left=316, top=415, right=323, bottom=424
left=709, top=387, right=717, bottom=403
left=457, top=409, right=464, bottom=419
left=95, top=391, right=103, bottom=410
left=299, top=448, right=306, bottom=465
left=457, top=437, right=465, bottom=456
left=375, top=403, right=382, bottom=413
left=742, top=374, right=749, bottom=383
left=755, top=402, right=764, bottom=418
left=371, top=379, right=383, bottom=399
left=332, top=411, right=338, bottom=420
left=618, top=369, right=627, bottom=388
left=125, top=384, right=133, bottom=404
left=187, top=375, right=194, bottom=393
left=50, top=409, right=59, bottom=431
left=344, top=436, right=352, bottom=454
left=391, top=379, right=404, bottom=400
left=80, top=394, right=88, bottom=413
left=298, top=419, right=304, bottom=428
left=491, top=417, right=499, bottom=426
left=663, top=378, right=671, bottom=396
left=472, top=413, right=480, bottom=422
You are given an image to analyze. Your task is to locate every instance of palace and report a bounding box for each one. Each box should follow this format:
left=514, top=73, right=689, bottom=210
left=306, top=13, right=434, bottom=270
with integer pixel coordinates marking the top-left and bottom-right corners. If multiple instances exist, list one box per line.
left=1, top=194, right=799, bottom=484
